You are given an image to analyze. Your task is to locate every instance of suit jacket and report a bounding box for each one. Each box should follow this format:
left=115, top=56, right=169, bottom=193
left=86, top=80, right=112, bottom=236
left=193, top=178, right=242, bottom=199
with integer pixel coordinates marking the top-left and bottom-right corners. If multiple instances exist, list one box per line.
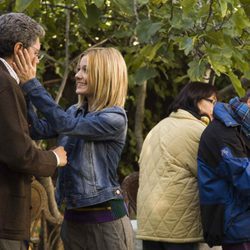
left=0, top=61, right=57, bottom=240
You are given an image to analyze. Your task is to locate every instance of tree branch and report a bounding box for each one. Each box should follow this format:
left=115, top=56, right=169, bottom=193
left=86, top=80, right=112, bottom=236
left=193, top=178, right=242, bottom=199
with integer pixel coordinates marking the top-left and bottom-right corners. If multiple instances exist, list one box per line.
left=203, top=0, right=214, bottom=30
left=218, top=78, right=250, bottom=100
left=55, top=9, right=70, bottom=104
left=42, top=2, right=78, bottom=12
left=170, top=0, right=174, bottom=21
left=43, top=79, right=61, bottom=86
left=133, top=0, right=140, bottom=25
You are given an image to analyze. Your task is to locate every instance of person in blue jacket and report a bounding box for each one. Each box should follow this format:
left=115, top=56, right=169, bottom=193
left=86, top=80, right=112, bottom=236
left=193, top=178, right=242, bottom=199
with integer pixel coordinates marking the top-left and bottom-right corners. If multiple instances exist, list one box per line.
left=198, top=94, right=250, bottom=250
left=13, top=47, right=133, bottom=250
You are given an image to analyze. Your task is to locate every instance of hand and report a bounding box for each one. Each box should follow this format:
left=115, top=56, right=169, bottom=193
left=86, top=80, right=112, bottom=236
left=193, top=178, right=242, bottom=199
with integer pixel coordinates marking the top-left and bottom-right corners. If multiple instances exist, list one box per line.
left=52, top=146, right=67, bottom=167
left=13, top=49, right=37, bottom=84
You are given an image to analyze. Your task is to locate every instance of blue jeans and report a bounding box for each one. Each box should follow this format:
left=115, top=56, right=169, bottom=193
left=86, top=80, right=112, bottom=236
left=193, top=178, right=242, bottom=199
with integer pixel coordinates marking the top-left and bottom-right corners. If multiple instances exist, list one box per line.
left=142, top=240, right=199, bottom=250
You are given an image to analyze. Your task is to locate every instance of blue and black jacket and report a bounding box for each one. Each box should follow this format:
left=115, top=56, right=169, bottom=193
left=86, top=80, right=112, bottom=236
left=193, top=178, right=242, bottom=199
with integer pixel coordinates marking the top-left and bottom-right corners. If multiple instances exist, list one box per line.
left=198, top=102, right=250, bottom=247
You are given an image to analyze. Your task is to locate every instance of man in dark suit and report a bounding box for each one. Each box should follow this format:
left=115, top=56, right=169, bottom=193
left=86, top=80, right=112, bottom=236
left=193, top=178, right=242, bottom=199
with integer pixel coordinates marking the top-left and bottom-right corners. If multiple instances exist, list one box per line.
left=0, top=12, right=67, bottom=250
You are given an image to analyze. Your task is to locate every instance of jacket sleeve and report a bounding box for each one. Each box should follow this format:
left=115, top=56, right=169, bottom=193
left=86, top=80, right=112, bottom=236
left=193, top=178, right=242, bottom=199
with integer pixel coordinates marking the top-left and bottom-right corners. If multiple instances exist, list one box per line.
left=219, top=129, right=250, bottom=198
left=22, top=78, right=127, bottom=141
left=0, top=84, right=57, bottom=176
left=26, top=97, right=58, bottom=140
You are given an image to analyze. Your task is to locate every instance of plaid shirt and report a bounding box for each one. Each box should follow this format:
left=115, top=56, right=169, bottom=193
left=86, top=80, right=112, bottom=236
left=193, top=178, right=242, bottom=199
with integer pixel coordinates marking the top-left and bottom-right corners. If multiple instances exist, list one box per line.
left=229, top=96, right=250, bottom=138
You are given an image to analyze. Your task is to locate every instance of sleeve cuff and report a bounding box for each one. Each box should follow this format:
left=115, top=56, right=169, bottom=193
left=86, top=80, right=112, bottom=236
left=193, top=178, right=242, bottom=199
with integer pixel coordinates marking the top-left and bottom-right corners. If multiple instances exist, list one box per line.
left=52, top=151, right=60, bottom=166
left=21, top=78, right=42, bottom=94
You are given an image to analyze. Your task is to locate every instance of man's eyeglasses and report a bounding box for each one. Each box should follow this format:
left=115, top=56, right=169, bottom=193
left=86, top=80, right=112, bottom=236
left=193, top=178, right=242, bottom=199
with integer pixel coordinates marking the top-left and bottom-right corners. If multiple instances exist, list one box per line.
left=30, top=46, right=44, bottom=61
left=204, top=98, right=217, bottom=105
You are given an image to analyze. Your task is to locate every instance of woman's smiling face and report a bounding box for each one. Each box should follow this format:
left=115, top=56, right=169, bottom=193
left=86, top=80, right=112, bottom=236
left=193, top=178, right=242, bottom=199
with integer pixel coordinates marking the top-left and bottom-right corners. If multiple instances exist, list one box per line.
left=75, top=55, right=93, bottom=98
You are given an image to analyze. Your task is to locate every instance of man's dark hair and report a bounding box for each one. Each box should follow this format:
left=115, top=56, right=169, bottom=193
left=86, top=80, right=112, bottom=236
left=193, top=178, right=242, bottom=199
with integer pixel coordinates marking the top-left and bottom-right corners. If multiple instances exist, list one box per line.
left=0, top=12, right=45, bottom=58
left=166, top=82, right=217, bottom=117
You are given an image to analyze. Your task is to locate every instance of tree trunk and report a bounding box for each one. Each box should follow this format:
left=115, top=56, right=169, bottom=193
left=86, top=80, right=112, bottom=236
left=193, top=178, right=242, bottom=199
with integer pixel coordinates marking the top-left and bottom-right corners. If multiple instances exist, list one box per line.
left=134, top=81, right=147, bottom=156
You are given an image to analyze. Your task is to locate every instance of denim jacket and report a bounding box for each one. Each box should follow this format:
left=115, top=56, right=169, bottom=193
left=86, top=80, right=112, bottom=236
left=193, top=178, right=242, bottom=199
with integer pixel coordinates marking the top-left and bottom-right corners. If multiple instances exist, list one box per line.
left=22, top=78, right=127, bottom=209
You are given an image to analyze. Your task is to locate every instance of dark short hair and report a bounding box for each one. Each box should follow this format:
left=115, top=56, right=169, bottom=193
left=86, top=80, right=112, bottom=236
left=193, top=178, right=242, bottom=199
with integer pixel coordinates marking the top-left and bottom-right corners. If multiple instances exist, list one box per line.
left=167, top=82, right=217, bottom=117
left=0, top=12, right=45, bottom=58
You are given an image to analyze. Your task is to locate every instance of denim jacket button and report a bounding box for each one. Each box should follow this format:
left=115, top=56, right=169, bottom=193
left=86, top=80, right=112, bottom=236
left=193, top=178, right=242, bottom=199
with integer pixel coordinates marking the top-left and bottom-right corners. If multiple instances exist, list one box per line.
left=115, top=189, right=121, bottom=195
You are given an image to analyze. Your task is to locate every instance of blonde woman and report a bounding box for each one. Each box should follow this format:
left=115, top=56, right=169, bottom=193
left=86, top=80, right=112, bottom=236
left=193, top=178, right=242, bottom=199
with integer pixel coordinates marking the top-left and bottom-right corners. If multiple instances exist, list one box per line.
left=14, top=47, right=133, bottom=250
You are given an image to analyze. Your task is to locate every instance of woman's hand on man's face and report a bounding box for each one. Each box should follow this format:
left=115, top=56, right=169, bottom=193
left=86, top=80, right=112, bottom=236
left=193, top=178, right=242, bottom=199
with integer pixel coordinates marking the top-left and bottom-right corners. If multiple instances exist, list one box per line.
left=13, top=48, right=37, bottom=84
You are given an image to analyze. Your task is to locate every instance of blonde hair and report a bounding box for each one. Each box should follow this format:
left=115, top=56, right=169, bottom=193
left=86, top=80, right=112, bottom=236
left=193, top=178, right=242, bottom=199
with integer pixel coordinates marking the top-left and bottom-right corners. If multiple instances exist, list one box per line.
left=77, top=47, right=128, bottom=112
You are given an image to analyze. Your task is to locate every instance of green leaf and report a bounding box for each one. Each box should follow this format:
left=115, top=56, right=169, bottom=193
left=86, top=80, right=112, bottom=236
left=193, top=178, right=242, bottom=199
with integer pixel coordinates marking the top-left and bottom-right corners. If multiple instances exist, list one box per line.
left=21, top=0, right=40, bottom=15
left=227, top=71, right=245, bottom=97
left=137, top=0, right=149, bottom=5
left=136, top=20, right=162, bottom=43
left=93, top=0, right=104, bottom=8
left=174, top=75, right=189, bottom=84
left=82, top=4, right=101, bottom=28
left=231, top=8, right=250, bottom=35
left=232, top=49, right=250, bottom=75
left=206, top=47, right=231, bottom=75
left=170, top=11, right=194, bottom=30
left=176, top=37, right=193, bottom=55
left=205, top=31, right=225, bottom=46
left=134, top=67, right=158, bottom=85
left=187, top=60, right=206, bottom=81
left=140, top=42, right=164, bottom=62
left=151, top=0, right=166, bottom=4
left=127, top=42, right=164, bottom=70
left=239, top=0, right=250, bottom=19
left=112, top=0, right=134, bottom=15
left=77, top=0, right=87, bottom=17
left=181, top=0, right=196, bottom=16
left=114, top=30, right=133, bottom=39
left=15, top=0, right=34, bottom=11
left=218, top=0, right=228, bottom=17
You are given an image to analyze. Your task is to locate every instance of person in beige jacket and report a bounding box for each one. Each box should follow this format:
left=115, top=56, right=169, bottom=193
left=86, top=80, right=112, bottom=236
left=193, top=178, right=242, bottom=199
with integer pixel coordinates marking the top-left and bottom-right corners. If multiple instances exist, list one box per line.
left=137, top=82, right=218, bottom=250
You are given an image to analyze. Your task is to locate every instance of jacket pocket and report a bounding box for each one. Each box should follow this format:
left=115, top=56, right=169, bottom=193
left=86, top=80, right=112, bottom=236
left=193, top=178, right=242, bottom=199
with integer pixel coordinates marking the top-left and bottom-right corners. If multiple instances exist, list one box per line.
left=201, top=204, right=224, bottom=247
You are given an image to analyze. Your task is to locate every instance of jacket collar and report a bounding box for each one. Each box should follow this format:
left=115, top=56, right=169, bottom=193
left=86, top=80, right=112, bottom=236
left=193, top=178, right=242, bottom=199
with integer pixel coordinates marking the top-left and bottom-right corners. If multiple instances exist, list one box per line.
left=0, top=58, right=19, bottom=84
left=0, top=60, right=9, bottom=74
left=170, top=109, right=199, bottom=120
left=170, top=109, right=208, bottom=125
left=214, top=102, right=239, bottom=127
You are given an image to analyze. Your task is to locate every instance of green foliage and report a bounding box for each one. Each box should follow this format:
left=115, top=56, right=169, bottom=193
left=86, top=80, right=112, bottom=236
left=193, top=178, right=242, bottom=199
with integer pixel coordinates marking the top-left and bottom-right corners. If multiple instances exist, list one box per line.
left=228, top=71, right=246, bottom=97
left=187, top=60, right=206, bottom=81
left=93, top=0, right=104, bottom=8
left=112, top=0, right=134, bottom=16
left=77, top=0, right=87, bottom=17
left=14, top=0, right=33, bottom=11
left=239, top=0, right=250, bottom=18
left=175, top=37, right=194, bottom=56
left=136, top=20, right=162, bottom=43
left=134, top=66, right=158, bottom=85
left=138, top=0, right=149, bottom=5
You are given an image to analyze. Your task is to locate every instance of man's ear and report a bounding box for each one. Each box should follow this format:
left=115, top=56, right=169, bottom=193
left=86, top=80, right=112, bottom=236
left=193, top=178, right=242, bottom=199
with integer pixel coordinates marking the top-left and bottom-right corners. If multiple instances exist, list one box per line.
left=13, top=42, right=23, bottom=55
